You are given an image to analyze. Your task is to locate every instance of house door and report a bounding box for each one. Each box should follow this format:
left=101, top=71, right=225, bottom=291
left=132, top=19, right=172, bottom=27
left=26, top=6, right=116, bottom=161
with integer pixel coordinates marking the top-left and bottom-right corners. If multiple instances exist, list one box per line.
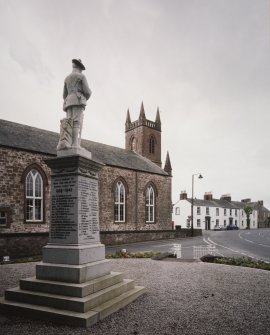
left=205, top=217, right=211, bottom=230
left=229, top=218, right=233, bottom=226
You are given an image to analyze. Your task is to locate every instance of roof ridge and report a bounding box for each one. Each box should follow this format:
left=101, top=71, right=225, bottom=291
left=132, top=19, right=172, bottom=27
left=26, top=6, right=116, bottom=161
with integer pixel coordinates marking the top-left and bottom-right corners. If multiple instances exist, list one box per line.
left=0, top=118, right=168, bottom=176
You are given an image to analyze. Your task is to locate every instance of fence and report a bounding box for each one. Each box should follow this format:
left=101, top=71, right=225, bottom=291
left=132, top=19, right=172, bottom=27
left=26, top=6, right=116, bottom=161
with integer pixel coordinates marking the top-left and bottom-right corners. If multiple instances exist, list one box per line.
left=193, top=245, right=217, bottom=260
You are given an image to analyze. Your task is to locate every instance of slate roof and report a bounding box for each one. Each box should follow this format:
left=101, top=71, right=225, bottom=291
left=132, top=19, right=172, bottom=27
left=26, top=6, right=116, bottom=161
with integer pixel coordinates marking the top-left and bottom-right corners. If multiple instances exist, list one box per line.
left=0, top=119, right=168, bottom=176
left=186, top=198, right=240, bottom=209
left=248, top=202, right=270, bottom=213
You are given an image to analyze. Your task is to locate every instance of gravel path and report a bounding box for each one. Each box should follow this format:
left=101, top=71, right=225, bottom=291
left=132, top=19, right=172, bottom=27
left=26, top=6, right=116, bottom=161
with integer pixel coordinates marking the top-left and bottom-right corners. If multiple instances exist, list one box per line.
left=0, top=259, right=269, bottom=335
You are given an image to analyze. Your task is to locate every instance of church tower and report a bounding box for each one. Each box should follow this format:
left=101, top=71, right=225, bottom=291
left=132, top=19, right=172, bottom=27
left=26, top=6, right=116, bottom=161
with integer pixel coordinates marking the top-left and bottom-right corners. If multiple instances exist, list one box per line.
left=125, top=102, right=162, bottom=167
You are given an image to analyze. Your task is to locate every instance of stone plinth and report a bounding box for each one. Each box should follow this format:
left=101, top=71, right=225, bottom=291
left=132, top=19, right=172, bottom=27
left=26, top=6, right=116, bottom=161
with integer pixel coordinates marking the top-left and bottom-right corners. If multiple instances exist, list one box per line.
left=0, top=150, right=145, bottom=327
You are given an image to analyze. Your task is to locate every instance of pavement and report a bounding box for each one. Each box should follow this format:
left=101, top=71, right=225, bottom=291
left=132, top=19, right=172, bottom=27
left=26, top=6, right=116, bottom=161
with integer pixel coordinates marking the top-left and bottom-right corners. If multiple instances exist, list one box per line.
left=0, top=259, right=270, bottom=335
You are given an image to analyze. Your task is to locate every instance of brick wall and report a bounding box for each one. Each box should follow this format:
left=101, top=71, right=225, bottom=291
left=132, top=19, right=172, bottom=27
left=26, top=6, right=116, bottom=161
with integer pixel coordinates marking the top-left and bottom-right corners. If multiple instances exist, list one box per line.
left=0, top=147, right=52, bottom=233
left=100, top=229, right=202, bottom=245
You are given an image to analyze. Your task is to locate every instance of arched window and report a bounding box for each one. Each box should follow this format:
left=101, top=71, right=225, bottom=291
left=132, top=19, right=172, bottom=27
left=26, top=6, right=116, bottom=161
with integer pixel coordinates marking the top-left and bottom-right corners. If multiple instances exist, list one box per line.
left=146, top=185, right=155, bottom=223
left=114, top=181, right=126, bottom=222
left=130, top=136, right=136, bottom=151
left=25, top=169, right=43, bottom=222
left=149, top=136, right=155, bottom=154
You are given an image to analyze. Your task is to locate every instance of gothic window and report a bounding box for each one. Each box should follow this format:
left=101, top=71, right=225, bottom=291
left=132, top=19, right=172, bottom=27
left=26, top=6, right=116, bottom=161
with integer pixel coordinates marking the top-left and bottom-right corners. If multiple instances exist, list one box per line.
left=146, top=185, right=155, bottom=223
left=25, top=169, right=43, bottom=222
left=149, top=136, right=155, bottom=154
left=114, top=181, right=126, bottom=222
left=130, top=136, right=136, bottom=151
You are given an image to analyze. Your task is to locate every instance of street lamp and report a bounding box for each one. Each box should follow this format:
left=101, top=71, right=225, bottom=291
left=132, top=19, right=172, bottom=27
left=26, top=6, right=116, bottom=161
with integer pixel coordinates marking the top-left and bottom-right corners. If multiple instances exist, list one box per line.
left=191, top=173, right=203, bottom=237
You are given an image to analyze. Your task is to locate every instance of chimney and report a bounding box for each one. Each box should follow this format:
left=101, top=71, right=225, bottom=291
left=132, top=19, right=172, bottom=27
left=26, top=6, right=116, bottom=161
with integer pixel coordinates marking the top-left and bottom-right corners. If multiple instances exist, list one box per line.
left=221, top=194, right=231, bottom=202
left=204, top=192, right=213, bottom=200
left=258, top=200, right=264, bottom=206
left=180, top=191, right=187, bottom=200
left=241, top=198, right=251, bottom=203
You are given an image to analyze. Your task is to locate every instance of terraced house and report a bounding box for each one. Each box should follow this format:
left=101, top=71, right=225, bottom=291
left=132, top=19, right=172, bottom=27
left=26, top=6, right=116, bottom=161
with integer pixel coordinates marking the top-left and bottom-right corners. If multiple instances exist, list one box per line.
left=173, top=192, right=262, bottom=230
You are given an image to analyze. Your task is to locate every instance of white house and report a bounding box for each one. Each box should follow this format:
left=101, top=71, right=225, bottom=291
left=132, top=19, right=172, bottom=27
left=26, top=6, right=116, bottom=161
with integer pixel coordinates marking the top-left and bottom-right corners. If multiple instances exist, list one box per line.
left=173, top=192, right=258, bottom=230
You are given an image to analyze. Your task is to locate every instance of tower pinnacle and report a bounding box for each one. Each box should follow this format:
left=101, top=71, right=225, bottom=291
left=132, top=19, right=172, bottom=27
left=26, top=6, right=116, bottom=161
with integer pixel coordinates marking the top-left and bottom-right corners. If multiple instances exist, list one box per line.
left=164, top=151, right=172, bottom=176
left=139, top=101, right=146, bottom=121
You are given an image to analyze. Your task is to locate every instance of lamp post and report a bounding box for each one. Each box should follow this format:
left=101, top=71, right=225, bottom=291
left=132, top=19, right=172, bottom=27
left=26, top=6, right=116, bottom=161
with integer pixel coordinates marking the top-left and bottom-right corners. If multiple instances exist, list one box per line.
left=191, top=173, right=203, bottom=237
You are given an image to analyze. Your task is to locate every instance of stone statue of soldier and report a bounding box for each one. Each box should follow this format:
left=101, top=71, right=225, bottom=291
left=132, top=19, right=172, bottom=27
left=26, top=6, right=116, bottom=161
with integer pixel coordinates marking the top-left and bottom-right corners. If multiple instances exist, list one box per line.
left=57, top=59, right=91, bottom=150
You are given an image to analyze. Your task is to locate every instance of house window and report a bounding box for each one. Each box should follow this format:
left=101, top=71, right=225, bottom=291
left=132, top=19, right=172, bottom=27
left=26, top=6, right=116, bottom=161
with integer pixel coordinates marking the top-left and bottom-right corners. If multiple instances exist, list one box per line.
left=224, top=209, right=227, bottom=216
left=242, top=210, right=244, bottom=215
left=216, top=219, right=219, bottom=226
left=114, top=181, right=126, bottom=222
left=206, top=207, right=209, bottom=215
left=224, top=219, right=226, bottom=226
left=146, top=185, right=155, bottom=223
left=197, top=207, right=201, bottom=215
left=197, top=219, right=201, bottom=227
left=0, top=211, right=7, bottom=226
left=216, top=208, right=219, bottom=216
left=242, top=220, right=244, bottom=226
left=149, top=136, right=155, bottom=154
left=175, top=207, right=180, bottom=215
left=235, top=220, right=237, bottom=225
left=25, top=169, right=43, bottom=222
left=230, top=209, right=232, bottom=216
left=235, top=209, right=237, bottom=216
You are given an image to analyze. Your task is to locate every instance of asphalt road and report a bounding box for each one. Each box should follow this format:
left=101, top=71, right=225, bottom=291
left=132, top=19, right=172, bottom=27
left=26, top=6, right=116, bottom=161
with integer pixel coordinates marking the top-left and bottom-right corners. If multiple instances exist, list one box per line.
left=106, top=229, right=270, bottom=262
left=204, top=229, right=270, bottom=262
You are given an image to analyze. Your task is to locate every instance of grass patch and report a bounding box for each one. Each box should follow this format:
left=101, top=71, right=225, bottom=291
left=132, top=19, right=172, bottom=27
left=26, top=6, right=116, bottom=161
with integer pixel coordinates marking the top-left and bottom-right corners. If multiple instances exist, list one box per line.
left=213, top=257, right=270, bottom=271
left=106, top=251, right=160, bottom=259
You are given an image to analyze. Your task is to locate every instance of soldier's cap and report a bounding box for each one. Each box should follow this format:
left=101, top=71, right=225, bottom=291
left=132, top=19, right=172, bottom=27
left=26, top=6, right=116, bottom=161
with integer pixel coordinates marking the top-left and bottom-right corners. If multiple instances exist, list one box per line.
left=72, top=59, right=86, bottom=70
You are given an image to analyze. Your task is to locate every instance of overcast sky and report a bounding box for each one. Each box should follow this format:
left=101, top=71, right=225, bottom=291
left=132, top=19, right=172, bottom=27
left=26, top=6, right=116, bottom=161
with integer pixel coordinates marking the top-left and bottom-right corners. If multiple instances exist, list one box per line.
left=0, top=0, right=270, bottom=208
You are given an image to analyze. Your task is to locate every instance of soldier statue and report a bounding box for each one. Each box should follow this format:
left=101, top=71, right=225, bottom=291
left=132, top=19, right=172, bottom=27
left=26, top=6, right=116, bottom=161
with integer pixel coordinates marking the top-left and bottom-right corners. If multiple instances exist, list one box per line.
left=57, top=59, right=91, bottom=150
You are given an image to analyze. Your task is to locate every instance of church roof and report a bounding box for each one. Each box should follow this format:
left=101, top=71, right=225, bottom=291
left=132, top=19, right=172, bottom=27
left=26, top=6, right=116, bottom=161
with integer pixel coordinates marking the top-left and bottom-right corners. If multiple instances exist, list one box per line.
left=0, top=119, right=168, bottom=176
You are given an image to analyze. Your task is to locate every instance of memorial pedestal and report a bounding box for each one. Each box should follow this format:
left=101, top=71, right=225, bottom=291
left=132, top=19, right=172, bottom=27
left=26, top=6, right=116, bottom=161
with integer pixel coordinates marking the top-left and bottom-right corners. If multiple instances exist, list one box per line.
left=0, top=151, right=145, bottom=327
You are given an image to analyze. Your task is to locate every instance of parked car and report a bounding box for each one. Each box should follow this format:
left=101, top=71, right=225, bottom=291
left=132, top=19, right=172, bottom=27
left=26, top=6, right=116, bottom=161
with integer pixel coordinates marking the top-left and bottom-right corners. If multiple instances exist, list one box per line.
left=213, top=225, right=221, bottom=231
left=226, top=224, right=239, bottom=230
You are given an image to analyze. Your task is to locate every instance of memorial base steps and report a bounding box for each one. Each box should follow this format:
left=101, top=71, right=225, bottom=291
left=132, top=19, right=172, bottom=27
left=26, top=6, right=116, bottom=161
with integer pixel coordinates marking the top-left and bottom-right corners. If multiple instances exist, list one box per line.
left=20, top=272, right=124, bottom=297
left=0, top=272, right=146, bottom=327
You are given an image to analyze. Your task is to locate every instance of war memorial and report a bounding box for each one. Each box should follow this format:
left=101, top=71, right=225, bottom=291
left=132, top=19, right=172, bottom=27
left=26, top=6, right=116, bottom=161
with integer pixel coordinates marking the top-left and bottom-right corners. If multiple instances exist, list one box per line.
left=0, top=59, right=145, bottom=327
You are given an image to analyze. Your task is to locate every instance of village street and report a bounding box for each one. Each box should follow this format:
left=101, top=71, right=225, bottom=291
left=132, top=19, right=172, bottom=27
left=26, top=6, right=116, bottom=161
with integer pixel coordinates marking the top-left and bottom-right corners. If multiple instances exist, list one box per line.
left=106, top=229, right=270, bottom=262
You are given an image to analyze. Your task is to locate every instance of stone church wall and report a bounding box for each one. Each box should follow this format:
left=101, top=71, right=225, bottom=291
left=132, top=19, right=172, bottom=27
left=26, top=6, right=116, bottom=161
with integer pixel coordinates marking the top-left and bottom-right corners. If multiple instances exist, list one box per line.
left=99, top=166, right=172, bottom=231
left=0, top=147, right=51, bottom=233
left=0, top=147, right=172, bottom=234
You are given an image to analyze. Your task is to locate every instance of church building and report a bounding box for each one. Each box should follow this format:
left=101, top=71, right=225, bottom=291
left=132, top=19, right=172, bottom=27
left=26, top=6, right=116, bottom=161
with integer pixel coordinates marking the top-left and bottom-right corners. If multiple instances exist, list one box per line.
left=0, top=103, right=173, bottom=257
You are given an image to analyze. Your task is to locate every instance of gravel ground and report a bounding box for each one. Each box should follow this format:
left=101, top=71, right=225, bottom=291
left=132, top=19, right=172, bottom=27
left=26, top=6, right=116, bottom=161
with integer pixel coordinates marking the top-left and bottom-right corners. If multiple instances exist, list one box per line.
left=0, top=259, right=270, bottom=335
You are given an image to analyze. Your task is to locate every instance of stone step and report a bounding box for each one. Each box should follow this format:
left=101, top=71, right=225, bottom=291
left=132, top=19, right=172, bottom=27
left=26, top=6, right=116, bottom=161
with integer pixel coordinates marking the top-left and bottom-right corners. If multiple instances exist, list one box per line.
left=36, top=259, right=112, bottom=283
left=0, top=297, right=99, bottom=327
left=0, top=286, right=145, bottom=327
left=5, top=279, right=135, bottom=313
left=20, top=272, right=123, bottom=298
left=92, top=286, right=146, bottom=320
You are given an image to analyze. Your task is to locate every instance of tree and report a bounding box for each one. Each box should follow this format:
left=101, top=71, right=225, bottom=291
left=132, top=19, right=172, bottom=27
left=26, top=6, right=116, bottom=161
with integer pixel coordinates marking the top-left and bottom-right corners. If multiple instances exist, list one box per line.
left=244, top=205, right=253, bottom=229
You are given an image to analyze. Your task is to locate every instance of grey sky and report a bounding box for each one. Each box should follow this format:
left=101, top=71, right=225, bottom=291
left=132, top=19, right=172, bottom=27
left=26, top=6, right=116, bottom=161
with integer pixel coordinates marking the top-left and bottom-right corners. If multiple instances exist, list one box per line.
left=0, top=0, right=269, bottom=207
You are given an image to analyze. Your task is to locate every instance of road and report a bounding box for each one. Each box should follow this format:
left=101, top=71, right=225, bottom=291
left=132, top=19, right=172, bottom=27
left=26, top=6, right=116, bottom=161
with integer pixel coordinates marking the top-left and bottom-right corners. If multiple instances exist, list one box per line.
left=105, top=229, right=270, bottom=262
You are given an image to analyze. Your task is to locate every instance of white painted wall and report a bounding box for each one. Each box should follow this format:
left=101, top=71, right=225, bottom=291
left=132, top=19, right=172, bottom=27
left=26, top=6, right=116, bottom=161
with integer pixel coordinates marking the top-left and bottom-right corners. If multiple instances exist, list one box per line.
left=173, top=199, right=258, bottom=230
